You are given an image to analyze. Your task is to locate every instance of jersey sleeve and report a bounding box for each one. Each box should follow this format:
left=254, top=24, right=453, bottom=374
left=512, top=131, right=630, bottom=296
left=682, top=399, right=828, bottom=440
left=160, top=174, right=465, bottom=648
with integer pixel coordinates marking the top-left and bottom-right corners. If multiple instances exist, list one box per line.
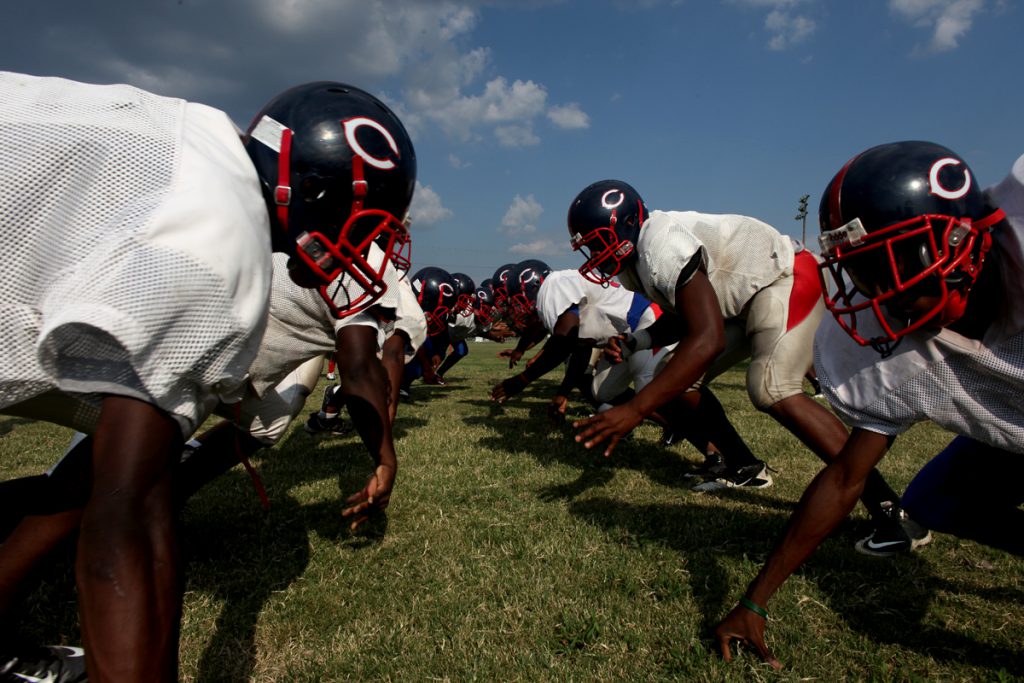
left=635, top=211, right=706, bottom=309
left=536, top=270, right=587, bottom=333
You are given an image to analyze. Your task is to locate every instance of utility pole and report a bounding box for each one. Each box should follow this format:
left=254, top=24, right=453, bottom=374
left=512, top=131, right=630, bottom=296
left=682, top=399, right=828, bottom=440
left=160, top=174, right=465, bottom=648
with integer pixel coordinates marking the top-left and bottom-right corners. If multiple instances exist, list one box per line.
left=795, top=194, right=810, bottom=247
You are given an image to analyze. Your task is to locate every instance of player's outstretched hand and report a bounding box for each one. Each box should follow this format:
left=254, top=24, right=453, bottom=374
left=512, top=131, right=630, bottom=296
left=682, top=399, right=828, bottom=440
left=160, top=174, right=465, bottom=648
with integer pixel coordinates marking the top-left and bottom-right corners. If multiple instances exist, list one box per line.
left=714, top=604, right=781, bottom=670
left=342, top=463, right=396, bottom=531
left=491, top=374, right=527, bottom=403
left=547, top=395, right=568, bottom=425
left=572, top=403, right=642, bottom=457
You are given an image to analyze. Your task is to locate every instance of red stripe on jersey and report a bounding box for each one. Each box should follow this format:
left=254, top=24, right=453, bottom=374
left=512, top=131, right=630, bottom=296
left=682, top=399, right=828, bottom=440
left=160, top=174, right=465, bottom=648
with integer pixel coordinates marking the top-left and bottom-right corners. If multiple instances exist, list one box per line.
left=786, top=250, right=822, bottom=332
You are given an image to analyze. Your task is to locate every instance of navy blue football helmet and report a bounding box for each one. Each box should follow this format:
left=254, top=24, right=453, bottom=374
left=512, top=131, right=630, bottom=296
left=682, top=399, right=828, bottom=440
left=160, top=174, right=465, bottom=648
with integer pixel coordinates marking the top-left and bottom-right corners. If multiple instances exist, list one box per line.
left=245, top=81, right=416, bottom=317
left=818, top=140, right=1005, bottom=356
left=568, top=179, right=648, bottom=284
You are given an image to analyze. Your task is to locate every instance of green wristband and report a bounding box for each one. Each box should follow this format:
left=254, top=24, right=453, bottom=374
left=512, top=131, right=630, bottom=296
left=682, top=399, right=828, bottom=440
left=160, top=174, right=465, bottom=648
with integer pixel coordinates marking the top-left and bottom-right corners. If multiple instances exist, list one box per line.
left=739, top=596, right=768, bottom=619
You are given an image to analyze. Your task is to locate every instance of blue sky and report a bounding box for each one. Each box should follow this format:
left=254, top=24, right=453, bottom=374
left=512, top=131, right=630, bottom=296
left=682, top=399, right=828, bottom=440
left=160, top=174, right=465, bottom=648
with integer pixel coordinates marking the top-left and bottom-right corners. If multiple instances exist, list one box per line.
left=3, top=0, right=1020, bottom=286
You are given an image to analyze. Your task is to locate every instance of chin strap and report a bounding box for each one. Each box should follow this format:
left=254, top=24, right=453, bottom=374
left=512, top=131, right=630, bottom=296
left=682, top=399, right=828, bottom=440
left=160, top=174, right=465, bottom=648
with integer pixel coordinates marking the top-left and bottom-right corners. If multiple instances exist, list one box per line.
left=274, top=128, right=293, bottom=233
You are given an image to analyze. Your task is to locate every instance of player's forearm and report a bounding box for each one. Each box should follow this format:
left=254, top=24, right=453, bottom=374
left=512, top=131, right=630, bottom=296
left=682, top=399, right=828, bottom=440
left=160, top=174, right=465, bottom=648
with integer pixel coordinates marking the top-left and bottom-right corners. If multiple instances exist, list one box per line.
left=744, top=429, right=889, bottom=607
left=627, top=333, right=720, bottom=418
left=342, top=363, right=397, bottom=469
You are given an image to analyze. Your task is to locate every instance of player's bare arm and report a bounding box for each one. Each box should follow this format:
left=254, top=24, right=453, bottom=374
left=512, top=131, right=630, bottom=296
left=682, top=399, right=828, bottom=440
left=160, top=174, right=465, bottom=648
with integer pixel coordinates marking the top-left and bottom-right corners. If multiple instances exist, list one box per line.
left=714, top=429, right=892, bottom=667
left=334, top=325, right=398, bottom=530
left=574, top=271, right=723, bottom=456
left=79, top=396, right=184, bottom=683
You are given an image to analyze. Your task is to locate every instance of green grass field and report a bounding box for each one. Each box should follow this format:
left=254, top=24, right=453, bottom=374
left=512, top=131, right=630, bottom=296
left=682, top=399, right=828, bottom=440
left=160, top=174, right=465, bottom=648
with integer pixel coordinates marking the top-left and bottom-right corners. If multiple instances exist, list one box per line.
left=4, top=342, right=1023, bottom=682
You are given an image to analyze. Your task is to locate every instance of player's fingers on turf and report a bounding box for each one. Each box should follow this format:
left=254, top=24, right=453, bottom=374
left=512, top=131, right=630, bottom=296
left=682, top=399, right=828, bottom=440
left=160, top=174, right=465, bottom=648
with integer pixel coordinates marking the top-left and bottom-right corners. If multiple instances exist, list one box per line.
left=716, top=632, right=737, bottom=662
left=751, top=638, right=781, bottom=669
left=574, top=420, right=607, bottom=445
left=345, top=489, right=369, bottom=506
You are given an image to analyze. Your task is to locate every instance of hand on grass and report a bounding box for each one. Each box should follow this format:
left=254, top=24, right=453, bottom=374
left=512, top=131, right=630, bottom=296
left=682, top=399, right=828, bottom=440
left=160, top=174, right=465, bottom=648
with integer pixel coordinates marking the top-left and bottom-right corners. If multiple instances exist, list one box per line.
left=572, top=403, right=642, bottom=457
left=342, top=463, right=395, bottom=531
left=714, top=604, right=781, bottom=670
left=547, top=395, right=568, bottom=425
left=491, top=374, right=527, bottom=403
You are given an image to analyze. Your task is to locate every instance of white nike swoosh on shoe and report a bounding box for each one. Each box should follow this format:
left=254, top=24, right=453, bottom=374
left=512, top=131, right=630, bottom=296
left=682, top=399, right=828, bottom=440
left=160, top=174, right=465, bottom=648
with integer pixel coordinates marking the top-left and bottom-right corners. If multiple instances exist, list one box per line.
left=865, top=539, right=906, bottom=549
left=51, top=646, right=84, bottom=659
left=14, top=673, right=57, bottom=683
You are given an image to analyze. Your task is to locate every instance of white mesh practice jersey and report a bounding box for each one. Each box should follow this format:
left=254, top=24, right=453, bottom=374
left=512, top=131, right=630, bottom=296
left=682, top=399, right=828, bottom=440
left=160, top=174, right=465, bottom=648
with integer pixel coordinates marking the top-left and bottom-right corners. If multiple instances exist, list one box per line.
left=0, top=72, right=271, bottom=435
left=537, top=270, right=654, bottom=344
left=247, top=253, right=390, bottom=397
left=619, top=210, right=794, bottom=319
left=388, top=275, right=427, bottom=359
left=448, top=310, right=477, bottom=342
left=815, top=152, right=1024, bottom=451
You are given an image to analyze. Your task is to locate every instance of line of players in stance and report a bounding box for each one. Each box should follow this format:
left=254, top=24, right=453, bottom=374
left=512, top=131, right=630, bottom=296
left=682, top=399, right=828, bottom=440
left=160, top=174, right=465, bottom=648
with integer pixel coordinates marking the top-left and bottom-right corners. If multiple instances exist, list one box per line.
left=0, top=69, right=1022, bottom=680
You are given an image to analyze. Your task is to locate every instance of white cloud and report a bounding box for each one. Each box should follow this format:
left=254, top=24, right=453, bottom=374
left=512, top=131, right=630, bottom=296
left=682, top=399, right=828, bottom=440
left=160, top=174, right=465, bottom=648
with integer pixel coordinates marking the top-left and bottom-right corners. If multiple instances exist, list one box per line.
left=509, top=239, right=570, bottom=256
left=727, top=0, right=817, bottom=50
left=547, top=103, right=590, bottom=129
left=409, top=182, right=453, bottom=227
left=423, top=77, right=551, bottom=147
left=12, top=0, right=586, bottom=149
left=764, top=9, right=816, bottom=50
left=448, top=153, right=470, bottom=169
left=500, top=194, right=543, bottom=235
left=890, top=0, right=985, bottom=53
left=495, top=124, right=540, bottom=148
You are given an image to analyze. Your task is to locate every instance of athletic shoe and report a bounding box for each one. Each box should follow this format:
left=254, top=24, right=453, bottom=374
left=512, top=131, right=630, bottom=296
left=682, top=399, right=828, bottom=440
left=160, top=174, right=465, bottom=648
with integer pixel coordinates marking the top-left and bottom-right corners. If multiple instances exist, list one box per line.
left=683, top=451, right=727, bottom=479
left=0, top=645, right=87, bottom=683
left=692, top=460, right=773, bottom=491
left=303, top=412, right=352, bottom=437
left=660, top=426, right=678, bottom=447
left=806, top=375, right=823, bottom=398
left=855, top=507, right=933, bottom=558
left=398, top=387, right=411, bottom=401
left=326, top=372, right=337, bottom=381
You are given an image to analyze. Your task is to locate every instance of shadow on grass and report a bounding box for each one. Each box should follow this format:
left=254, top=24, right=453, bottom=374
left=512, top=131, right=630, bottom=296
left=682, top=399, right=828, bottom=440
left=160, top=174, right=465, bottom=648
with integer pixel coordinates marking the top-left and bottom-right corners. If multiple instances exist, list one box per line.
left=2, top=421, right=390, bottom=682
left=0, top=416, right=36, bottom=437
left=182, top=425, right=389, bottom=681
left=472, top=393, right=807, bottom=518
left=565, top=496, right=1024, bottom=676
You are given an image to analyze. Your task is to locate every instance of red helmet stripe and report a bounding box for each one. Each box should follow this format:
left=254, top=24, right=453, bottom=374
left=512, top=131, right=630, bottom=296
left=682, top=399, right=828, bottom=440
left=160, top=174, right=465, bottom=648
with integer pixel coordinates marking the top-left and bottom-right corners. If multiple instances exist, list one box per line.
left=827, top=153, right=859, bottom=229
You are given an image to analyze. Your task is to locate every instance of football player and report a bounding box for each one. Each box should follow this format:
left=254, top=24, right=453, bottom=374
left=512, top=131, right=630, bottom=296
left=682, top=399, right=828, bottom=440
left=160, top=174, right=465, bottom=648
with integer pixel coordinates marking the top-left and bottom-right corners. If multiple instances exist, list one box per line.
left=0, top=250, right=423, bottom=676
left=470, top=279, right=513, bottom=343
left=490, top=267, right=747, bottom=473
left=491, top=265, right=647, bottom=412
left=566, top=178, right=912, bottom=512
left=400, top=267, right=458, bottom=397
left=715, top=142, right=1022, bottom=668
left=434, top=272, right=477, bottom=381
left=307, top=269, right=427, bottom=429
left=0, top=73, right=414, bottom=682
